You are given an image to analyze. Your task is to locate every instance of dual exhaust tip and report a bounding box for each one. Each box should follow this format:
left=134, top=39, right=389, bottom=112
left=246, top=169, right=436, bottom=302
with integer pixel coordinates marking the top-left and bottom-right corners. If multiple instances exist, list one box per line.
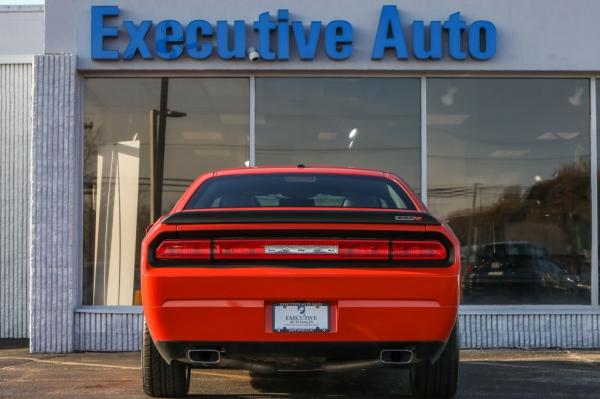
left=186, top=348, right=413, bottom=366
left=379, top=349, right=413, bottom=364
left=188, top=349, right=221, bottom=364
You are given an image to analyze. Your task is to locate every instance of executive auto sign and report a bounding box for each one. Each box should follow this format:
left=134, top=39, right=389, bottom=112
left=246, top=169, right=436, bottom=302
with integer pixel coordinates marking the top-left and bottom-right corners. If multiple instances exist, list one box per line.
left=91, top=5, right=496, bottom=62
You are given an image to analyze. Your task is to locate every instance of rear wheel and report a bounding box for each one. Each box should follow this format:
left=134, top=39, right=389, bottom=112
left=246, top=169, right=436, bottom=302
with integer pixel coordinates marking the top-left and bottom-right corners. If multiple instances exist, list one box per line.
left=142, top=320, right=190, bottom=397
left=409, top=325, right=459, bottom=398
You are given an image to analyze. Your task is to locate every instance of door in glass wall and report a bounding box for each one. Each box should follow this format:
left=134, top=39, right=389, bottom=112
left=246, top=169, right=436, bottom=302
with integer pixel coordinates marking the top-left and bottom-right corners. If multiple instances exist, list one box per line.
left=83, top=78, right=249, bottom=305
left=427, top=78, right=591, bottom=305
left=255, top=78, right=422, bottom=193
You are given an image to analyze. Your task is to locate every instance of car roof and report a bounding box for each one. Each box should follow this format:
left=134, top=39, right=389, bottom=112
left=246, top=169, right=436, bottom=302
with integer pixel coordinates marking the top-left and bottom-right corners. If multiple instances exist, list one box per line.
left=213, top=165, right=387, bottom=177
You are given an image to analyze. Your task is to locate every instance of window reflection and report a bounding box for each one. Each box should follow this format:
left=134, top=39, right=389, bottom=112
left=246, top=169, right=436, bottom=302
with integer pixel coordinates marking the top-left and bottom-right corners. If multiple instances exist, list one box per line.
left=428, top=78, right=591, bottom=304
left=82, top=77, right=593, bottom=306
left=83, top=78, right=249, bottom=305
left=255, top=78, right=422, bottom=193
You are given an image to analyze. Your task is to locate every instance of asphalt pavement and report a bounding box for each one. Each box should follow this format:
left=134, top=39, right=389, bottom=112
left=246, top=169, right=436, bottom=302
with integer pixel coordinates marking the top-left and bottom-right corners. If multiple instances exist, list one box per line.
left=1, top=340, right=599, bottom=398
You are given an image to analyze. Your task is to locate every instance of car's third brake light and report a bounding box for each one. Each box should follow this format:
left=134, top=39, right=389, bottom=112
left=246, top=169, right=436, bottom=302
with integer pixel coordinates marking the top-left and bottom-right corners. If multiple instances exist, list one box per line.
left=213, top=239, right=389, bottom=260
left=392, top=240, right=447, bottom=260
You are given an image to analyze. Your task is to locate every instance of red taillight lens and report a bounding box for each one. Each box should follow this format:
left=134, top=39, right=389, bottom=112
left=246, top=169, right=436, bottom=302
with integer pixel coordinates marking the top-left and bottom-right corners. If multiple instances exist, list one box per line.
left=338, top=240, right=389, bottom=260
left=154, top=238, right=447, bottom=262
left=466, top=264, right=474, bottom=275
left=155, top=239, right=211, bottom=260
left=213, top=239, right=390, bottom=260
left=391, top=240, right=447, bottom=260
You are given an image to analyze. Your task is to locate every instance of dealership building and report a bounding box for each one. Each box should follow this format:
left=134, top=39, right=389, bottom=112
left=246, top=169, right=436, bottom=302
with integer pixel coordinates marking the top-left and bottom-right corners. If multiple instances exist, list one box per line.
left=2, top=0, right=600, bottom=352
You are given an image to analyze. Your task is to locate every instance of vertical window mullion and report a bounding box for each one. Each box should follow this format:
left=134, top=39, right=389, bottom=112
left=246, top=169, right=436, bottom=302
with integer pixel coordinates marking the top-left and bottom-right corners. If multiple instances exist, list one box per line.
left=249, top=75, right=256, bottom=167
left=591, top=77, right=598, bottom=306
left=420, top=76, right=427, bottom=205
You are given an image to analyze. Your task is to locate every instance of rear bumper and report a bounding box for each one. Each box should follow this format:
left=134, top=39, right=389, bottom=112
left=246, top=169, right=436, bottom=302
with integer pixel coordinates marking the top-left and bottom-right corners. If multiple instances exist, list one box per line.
left=145, top=299, right=457, bottom=342
left=155, top=340, right=447, bottom=369
left=142, top=267, right=459, bottom=346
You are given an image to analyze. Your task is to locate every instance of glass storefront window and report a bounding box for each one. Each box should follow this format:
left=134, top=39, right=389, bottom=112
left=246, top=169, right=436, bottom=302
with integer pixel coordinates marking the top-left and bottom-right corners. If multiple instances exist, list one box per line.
left=428, top=78, right=591, bottom=304
left=255, top=78, right=422, bottom=193
left=83, top=78, right=249, bottom=305
left=82, top=76, right=595, bottom=307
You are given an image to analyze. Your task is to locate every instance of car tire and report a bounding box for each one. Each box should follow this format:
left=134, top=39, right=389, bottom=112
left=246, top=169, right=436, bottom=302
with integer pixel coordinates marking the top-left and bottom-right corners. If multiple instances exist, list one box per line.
left=142, top=320, right=190, bottom=398
left=409, top=324, right=459, bottom=398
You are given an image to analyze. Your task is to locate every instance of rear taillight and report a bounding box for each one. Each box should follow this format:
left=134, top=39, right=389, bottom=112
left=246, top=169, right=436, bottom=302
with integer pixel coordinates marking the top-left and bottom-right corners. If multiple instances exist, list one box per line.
left=466, top=263, right=474, bottom=275
left=213, top=239, right=389, bottom=260
left=155, top=239, right=211, bottom=260
left=153, top=238, right=448, bottom=262
left=391, top=240, right=447, bottom=260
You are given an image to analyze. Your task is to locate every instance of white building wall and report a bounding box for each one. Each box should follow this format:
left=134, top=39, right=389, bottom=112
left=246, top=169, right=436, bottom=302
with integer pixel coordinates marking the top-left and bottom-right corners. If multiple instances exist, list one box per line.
left=46, top=0, right=600, bottom=72
left=0, top=5, right=43, bottom=340
left=0, top=6, right=44, bottom=57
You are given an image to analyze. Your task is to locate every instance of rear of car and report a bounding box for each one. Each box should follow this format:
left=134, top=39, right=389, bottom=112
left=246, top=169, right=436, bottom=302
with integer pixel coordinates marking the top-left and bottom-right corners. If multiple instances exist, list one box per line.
left=141, top=167, right=460, bottom=398
left=463, top=241, right=583, bottom=300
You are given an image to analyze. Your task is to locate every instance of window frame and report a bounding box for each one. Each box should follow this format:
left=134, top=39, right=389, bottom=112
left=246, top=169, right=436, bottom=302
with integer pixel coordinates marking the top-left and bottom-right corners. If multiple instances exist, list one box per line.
left=79, top=72, right=600, bottom=312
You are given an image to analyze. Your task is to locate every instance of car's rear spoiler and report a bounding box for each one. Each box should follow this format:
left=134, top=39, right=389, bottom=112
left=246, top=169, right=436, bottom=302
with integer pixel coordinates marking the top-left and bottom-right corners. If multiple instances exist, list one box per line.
left=163, top=210, right=440, bottom=225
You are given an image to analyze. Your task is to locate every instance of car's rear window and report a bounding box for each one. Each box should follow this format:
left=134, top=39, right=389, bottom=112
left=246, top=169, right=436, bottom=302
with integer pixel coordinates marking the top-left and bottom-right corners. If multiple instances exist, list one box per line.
left=184, top=173, right=415, bottom=210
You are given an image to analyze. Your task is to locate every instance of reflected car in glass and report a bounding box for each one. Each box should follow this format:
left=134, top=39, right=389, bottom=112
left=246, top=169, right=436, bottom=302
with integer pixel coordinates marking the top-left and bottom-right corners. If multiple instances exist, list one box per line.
left=141, top=166, right=461, bottom=398
left=463, top=241, right=587, bottom=301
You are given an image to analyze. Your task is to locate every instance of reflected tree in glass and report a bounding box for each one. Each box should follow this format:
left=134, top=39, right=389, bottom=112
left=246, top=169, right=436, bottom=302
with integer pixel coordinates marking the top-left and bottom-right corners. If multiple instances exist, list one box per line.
left=428, top=78, right=591, bottom=305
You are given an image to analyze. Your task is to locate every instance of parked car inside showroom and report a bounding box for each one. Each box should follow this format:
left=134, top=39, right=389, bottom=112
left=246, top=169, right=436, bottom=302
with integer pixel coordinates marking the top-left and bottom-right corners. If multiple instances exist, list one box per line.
left=462, top=241, right=588, bottom=300
left=141, top=166, right=461, bottom=398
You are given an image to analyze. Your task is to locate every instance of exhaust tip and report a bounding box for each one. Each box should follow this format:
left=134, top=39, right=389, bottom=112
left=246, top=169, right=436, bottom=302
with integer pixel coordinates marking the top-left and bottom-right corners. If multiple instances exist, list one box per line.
left=380, top=349, right=413, bottom=364
left=187, top=349, right=221, bottom=364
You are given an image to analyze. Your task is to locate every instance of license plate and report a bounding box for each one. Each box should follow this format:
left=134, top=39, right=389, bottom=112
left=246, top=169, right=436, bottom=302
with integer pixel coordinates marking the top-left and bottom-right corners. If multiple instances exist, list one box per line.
left=273, top=303, right=330, bottom=332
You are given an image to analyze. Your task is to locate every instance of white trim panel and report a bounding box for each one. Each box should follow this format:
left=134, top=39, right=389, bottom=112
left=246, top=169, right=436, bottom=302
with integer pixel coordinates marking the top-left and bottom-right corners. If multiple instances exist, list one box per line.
left=0, top=55, right=34, bottom=65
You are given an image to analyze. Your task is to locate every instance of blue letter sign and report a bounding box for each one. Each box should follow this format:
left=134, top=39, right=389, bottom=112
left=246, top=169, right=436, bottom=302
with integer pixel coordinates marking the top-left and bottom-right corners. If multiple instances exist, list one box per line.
left=371, top=5, right=409, bottom=60
left=90, top=5, right=497, bottom=62
left=91, top=6, right=120, bottom=60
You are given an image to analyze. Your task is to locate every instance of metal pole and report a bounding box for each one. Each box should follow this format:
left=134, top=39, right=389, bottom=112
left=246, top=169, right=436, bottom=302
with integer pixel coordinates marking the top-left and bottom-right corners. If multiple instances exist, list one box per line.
left=148, top=109, right=158, bottom=222
left=150, top=77, right=169, bottom=222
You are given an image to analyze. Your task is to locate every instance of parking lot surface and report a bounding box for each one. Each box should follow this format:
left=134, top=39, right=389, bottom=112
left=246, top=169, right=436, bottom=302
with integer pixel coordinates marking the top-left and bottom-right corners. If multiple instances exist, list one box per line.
left=1, top=340, right=599, bottom=398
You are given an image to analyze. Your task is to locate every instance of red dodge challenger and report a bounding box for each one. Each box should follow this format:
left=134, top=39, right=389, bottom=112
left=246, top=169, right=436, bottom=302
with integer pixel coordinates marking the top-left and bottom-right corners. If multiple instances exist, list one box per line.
left=141, top=166, right=460, bottom=398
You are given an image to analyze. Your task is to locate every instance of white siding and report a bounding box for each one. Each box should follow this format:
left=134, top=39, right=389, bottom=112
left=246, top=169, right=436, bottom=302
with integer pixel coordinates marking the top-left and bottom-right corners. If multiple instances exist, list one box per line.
left=0, top=63, right=32, bottom=339
left=68, top=310, right=600, bottom=351
left=460, top=313, right=600, bottom=348
left=74, top=309, right=143, bottom=352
